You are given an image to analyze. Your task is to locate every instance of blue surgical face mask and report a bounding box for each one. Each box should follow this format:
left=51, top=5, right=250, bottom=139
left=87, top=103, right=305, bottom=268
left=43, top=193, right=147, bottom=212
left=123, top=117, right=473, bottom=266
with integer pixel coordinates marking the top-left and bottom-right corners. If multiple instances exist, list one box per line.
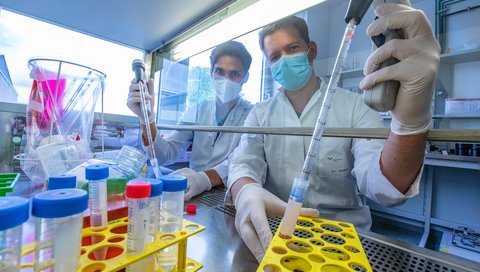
left=270, top=49, right=312, bottom=91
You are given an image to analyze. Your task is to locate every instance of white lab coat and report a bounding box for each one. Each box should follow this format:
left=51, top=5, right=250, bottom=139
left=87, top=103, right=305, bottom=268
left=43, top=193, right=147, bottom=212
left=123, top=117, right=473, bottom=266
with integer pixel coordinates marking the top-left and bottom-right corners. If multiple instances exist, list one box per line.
left=228, top=79, right=421, bottom=230
left=149, top=98, right=252, bottom=185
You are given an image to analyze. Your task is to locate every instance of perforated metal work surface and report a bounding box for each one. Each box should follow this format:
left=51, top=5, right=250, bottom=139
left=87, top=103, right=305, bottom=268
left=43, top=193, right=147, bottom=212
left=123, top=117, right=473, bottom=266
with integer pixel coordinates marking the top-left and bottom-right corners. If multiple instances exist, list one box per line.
left=195, top=189, right=479, bottom=272
left=194, top=187, right=236, bottom=217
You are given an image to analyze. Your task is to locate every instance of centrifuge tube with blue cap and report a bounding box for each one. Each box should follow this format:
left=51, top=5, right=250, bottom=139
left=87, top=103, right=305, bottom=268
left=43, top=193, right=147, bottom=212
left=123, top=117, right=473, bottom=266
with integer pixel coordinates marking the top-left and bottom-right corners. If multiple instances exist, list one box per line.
left=86, top=164, right=109, bottom=260
left=125, top=180, right=152, bottom=271
left=158, top=175, right=187, bottom=271
left=32, top=189, right=88, bottom=271
left=144, top=178, right=163, bottom=243
left=279, top=0, right=373, bottom=238
left=0, top=197, right=29, bottom=272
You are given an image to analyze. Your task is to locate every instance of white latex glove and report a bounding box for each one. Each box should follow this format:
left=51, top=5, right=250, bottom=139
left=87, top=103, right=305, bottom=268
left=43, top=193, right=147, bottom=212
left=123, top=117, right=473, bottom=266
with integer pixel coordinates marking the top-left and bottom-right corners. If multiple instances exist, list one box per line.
left=127, top=77, right=156, bottom=125
left=170, top=168, right=212, bottom=201
left=359, top=3, right=440, bottom=135
left=234, top=183, right=319, bottom=263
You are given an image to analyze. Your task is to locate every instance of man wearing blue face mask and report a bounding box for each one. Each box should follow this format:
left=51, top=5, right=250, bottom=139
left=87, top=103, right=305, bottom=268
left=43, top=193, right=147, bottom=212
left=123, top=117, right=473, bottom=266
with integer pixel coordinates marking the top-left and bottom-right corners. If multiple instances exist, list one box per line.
left=127, top=40, right=253, bottom=200
left=227, top=7, right=440, bottom=263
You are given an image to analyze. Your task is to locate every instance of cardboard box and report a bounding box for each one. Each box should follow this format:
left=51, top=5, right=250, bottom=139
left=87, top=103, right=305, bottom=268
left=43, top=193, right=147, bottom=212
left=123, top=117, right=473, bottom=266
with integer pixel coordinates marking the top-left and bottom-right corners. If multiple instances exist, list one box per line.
left=445, top=98, right=480, bottom=115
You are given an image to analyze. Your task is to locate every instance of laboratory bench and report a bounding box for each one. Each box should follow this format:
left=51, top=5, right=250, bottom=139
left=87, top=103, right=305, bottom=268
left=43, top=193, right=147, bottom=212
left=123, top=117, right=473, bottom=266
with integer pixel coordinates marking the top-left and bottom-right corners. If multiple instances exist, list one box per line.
left=4, top=170, right=480, bottom=271
left=184, top=188, right=480, bottom=272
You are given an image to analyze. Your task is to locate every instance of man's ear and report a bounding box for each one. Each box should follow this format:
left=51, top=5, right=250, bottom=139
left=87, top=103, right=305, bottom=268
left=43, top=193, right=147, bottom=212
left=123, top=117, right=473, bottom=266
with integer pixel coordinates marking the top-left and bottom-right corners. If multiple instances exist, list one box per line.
left=308, top=41, right=318, bottom=63
left=242, top=72, right=250, bottom=84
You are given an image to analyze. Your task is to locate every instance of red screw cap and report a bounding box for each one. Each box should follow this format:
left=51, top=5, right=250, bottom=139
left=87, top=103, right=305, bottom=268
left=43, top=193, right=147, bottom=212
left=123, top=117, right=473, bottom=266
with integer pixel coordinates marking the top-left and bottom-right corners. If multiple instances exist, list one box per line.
left=125, top=180, right=151, bottom=199
left=186, top=204, right=197, bottom=215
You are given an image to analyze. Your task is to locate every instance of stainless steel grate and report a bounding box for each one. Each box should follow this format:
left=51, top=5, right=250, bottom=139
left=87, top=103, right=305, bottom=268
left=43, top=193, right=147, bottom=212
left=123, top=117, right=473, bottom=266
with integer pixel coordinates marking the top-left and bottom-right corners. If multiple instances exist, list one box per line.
left=195, top=187, right=236, bottom=217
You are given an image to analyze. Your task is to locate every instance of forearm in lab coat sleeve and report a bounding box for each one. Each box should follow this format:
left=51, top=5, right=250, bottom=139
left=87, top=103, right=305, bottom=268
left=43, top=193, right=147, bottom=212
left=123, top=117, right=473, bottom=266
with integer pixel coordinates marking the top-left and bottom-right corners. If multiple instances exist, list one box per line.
left=225, top=110, right=268, bottom=204
left=143, top=129, right=192, bottom=166
left=211, top=157, right=229, bottom=187
left=355, top=146, right=422, bottom=207
left=349, top=95, right=421, bottom=207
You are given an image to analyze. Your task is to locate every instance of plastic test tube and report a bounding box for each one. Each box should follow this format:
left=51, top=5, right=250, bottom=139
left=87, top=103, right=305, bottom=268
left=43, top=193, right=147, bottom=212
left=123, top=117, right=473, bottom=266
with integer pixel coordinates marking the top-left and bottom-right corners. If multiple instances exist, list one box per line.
left=158, top=175, right=187, bottom=271
left=32, top=189, right=88, bottom=272
left=125, top=180, right=151, bottom=272
left=47, top=174, right=76, bottom=190
left=85, top=164, right=109, bottom=260
left=0, top=197, right=30, bottom=272
left=144, top=178, right=163, bottom=243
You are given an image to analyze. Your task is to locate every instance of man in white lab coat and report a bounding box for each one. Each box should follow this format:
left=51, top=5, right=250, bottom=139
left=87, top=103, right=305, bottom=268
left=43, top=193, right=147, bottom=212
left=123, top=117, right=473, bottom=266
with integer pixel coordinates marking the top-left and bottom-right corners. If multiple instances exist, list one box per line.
left=227, top=4, right=440, bottom=262
left=127, top=41, right=253, bottom=200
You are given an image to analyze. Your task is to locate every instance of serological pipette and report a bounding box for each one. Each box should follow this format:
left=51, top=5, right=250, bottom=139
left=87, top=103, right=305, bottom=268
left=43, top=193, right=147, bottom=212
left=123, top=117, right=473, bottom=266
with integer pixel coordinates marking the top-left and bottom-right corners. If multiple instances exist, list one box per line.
left=132, top=59, right=161, bottom=179
left=279, top=0, right=373, bottom=238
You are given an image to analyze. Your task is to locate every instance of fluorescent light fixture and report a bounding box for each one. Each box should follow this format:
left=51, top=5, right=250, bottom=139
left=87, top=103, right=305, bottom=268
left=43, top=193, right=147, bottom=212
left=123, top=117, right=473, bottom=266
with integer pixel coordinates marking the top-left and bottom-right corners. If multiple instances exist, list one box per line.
left=171, top=0, right=326, bottom=61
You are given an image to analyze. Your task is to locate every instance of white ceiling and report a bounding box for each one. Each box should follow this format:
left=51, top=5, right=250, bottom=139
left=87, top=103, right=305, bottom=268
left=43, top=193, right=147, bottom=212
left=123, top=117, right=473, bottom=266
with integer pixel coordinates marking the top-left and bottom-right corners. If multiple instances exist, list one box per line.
left=0, top=0, right=233, bottom=51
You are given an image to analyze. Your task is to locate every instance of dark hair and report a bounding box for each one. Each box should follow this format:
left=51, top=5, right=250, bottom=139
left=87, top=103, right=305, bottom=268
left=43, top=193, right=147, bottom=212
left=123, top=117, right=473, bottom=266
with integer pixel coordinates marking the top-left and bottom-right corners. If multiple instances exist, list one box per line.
left=259, top=16, right=310, bottom=52
left=209, top=40, right=252, bottom=74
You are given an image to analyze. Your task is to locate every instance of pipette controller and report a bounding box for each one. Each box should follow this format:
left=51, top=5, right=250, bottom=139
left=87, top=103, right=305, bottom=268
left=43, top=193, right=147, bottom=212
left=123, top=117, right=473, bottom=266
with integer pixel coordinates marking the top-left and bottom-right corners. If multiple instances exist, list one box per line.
left=363, top=0, right=411, bottom=112
left=279, top=0, right=373, bottom=238
left=132, top=59, right=161, bottom=179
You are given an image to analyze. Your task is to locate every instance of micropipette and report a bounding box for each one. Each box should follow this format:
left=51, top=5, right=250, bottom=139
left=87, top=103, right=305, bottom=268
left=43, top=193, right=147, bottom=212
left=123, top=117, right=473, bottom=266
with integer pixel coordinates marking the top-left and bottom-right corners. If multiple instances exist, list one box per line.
left=279, top=0, right=373, bottom=238
left=132, top=59, right=161, bottom=179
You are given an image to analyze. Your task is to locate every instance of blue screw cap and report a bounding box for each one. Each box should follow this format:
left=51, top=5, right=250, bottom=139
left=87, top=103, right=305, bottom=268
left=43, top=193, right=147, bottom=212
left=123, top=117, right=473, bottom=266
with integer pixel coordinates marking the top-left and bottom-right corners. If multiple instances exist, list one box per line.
left=143, top=178, right=163, bottom=197
left=161, top=175, right=187, bottom=192
left=85, top=164, right=109, bottom=180
left=0, top=197, right=29, bottom=231
left=48, top=175, right=76, bottom=190
left=32, top=189, right=88, bottom=218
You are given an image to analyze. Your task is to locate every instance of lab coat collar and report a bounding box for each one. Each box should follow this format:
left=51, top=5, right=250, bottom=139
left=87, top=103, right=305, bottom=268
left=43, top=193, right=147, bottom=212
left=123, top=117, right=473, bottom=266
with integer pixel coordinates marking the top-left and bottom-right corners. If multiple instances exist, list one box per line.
left=277, top=77, right=327, bottom=118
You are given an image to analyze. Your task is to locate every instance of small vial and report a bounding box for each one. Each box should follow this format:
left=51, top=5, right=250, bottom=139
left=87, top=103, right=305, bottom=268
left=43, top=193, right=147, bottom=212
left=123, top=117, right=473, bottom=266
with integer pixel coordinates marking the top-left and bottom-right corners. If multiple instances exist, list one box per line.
left=86, top=164, right=109, bottom=260
left=158, top=175, right=187, bottom=271
left=126, top=180, right=151, bottom=272
left=0, top=197, right=29, bottom=272
left=32, top=189, right=88, bottom=272
left=47, top=175, right=76, bottom=190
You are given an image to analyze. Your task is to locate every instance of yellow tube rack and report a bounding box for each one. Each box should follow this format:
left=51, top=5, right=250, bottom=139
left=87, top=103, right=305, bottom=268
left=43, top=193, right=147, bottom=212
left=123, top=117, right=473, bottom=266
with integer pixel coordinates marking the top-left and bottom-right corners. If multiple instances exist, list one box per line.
left=21, top=217, right=205, bottom=272
left=258, top=216, right=372, bottom=272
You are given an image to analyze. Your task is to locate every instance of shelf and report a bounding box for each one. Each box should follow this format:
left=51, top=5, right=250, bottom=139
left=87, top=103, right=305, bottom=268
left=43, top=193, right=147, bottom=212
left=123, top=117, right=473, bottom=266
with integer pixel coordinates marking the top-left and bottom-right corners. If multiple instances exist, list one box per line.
left=340, top=68, right=364, bottom=80
left=440, top=48, right=480, bottom=64
left=327, top=49, right=480, bottom=82
left=425, top=152, right=480, bottom=170
left=433, top=114, right=480, bottom=119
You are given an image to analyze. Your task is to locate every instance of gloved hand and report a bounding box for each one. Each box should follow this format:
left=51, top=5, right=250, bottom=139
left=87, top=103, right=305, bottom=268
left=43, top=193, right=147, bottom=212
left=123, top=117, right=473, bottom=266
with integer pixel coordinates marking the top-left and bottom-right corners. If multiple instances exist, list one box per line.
left=359, top=3, right=440, bottom=135
left=127, top=77, right=156, bottom=125
left=170, top=168, right=212, bottom=201
left=234, top=183, right=319, bottom=263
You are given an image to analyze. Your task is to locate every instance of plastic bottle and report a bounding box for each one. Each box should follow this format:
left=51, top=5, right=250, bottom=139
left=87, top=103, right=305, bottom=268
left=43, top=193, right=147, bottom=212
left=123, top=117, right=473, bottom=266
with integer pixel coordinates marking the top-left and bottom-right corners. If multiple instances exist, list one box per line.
left=157, top=175, right=187, bottom=271
left=32, top=189, right=88, bottom=272
left=47, top=174, right=76, bottom=190
left=86, top=164, right=109, bottom=260
left=125, top=180, right=151, bottom=271
left=115, top=145, right=147, bottom=179
left=0, top=197, right=30, bottom=272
